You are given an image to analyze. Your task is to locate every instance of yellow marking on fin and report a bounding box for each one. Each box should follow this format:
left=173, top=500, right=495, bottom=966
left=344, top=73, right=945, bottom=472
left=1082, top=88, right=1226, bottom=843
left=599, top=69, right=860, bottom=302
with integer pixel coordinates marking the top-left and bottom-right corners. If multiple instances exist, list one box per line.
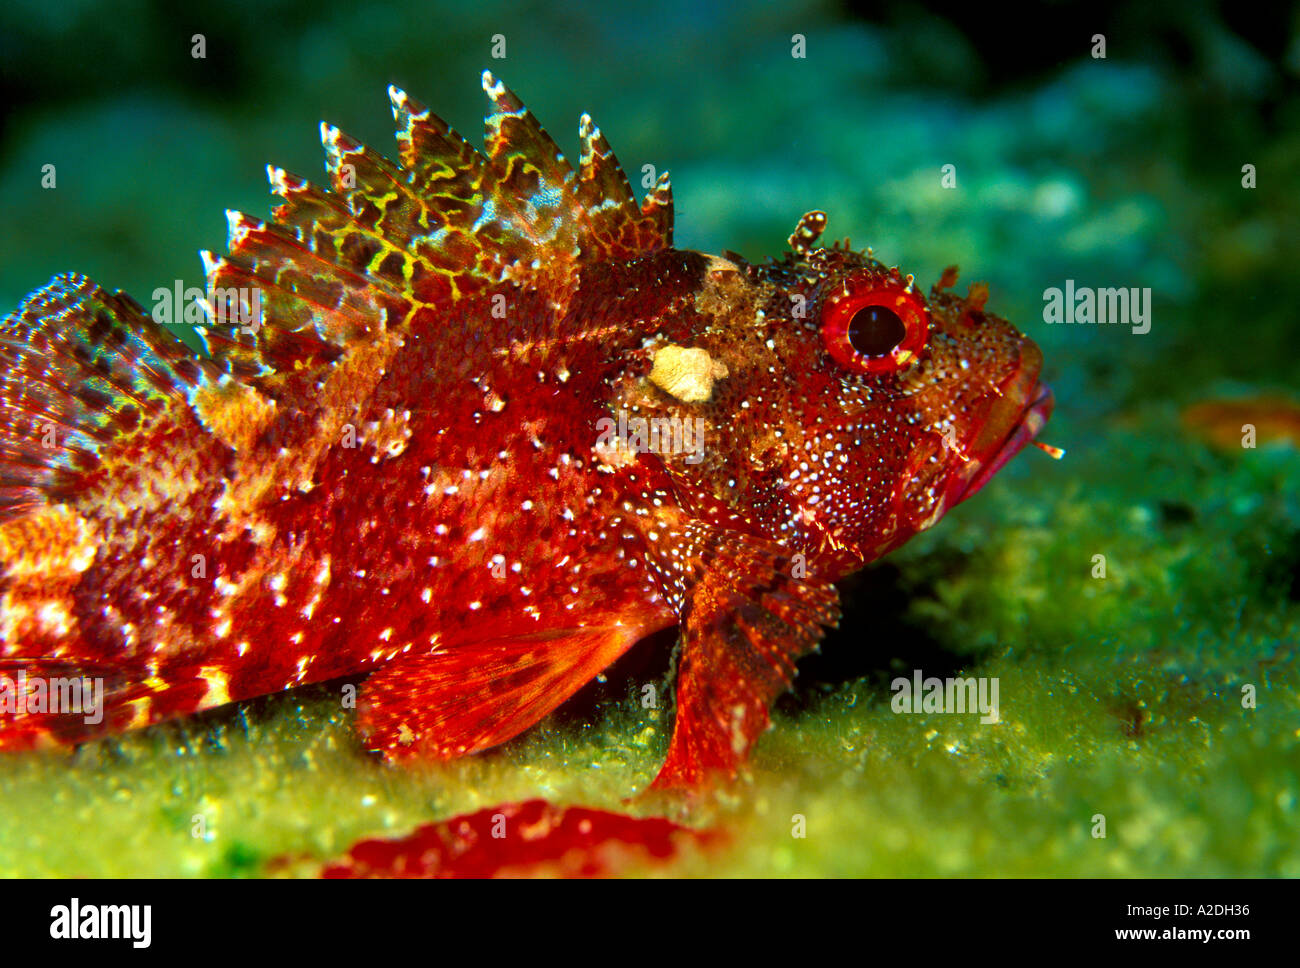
left=198, top=666, right=232, bottom=707
left=125, top=697, right=153, bottom=729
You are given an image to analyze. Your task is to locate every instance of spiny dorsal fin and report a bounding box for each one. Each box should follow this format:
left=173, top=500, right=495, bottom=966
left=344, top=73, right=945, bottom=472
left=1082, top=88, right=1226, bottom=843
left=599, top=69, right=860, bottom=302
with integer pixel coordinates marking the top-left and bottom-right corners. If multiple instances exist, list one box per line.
left=201, top=72, right=674, bottom=378
left=0, top=76, right=672, bottom=517
left=0, top=274, right=217, bottom=521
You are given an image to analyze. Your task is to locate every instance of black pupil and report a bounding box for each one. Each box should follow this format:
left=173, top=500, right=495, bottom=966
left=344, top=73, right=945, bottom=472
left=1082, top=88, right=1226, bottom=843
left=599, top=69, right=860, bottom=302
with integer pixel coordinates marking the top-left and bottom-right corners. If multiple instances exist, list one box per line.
left=846, top=305, right=907, bottom=357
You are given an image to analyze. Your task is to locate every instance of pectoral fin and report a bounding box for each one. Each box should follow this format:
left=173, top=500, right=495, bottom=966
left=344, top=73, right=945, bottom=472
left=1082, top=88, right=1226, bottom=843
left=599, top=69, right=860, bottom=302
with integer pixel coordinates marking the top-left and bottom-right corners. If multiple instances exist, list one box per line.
left=357, top=623, right=654, bottom=761
left=650, top=531, right=840, bottom=790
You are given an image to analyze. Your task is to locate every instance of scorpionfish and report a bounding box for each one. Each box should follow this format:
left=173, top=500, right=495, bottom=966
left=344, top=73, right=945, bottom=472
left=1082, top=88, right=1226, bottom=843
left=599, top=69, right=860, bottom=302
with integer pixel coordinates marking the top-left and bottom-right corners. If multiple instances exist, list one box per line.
left=0, top=73, right=1052, bottom=788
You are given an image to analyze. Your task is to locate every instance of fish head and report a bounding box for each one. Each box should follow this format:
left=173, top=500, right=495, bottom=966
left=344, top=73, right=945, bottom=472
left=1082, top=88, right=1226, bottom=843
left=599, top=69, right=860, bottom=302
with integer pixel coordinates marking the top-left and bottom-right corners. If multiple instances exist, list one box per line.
left=622, top=212, right=1052, bottom=575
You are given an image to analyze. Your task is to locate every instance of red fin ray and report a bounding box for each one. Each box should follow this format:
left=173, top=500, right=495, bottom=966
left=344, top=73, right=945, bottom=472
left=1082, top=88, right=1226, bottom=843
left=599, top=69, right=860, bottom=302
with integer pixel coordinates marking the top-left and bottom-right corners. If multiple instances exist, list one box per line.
left=0, top=657, right=139, bottom=750
left=393, top=74, right=671, bottom=286
left=199, top=218, right=404, bottom=380
left=357, top=623, right=653, bottom=761
left=649, top=531, right=841, bottom=790
left=190, top=73, right=673, bottom=380
left=575, top=112, right=673, bottom=253
left=0, top=652, right=282, bottom=752
left=0, top=275, right=216, bottom=521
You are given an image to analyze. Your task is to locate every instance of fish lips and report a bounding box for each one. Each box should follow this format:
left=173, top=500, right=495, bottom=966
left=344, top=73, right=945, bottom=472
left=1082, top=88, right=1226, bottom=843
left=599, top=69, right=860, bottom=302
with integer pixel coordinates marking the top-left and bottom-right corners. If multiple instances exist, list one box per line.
left=948, top=358, right=1054, bottom=507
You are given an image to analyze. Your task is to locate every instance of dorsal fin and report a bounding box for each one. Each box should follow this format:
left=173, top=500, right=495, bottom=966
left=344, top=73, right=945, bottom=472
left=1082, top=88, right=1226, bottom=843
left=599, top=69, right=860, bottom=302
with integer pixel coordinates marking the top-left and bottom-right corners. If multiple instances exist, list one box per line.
left=0, top=274, right=217, bottom=521
left=0, top=75, right=671, bottom=518
left=201, top=71, right=674, bottom=378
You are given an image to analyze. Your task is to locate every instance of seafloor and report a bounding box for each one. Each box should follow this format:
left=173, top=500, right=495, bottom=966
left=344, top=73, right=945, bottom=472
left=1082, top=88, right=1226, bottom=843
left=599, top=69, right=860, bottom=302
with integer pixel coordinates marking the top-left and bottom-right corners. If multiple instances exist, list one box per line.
left=0, top=0, right=1296, bottom=875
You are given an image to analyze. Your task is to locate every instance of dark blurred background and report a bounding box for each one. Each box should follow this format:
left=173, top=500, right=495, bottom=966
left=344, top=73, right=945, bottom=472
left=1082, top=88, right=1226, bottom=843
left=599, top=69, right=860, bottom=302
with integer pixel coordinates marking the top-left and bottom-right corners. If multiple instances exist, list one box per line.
left=1, top=0, right=1297, bottom=410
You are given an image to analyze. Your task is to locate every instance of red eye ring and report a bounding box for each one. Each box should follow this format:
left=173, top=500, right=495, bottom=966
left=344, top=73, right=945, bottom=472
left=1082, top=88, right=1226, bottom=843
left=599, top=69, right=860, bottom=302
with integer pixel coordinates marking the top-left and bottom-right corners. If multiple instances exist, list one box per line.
left=821, top=273, right=930, bottom=374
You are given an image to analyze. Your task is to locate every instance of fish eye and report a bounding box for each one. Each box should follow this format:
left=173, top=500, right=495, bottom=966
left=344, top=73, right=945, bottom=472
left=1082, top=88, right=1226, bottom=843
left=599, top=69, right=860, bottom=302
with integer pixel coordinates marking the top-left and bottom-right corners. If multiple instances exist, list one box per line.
left=820, top=273, right=930, bottom=374
left=847, top=305, right=907, bottom=357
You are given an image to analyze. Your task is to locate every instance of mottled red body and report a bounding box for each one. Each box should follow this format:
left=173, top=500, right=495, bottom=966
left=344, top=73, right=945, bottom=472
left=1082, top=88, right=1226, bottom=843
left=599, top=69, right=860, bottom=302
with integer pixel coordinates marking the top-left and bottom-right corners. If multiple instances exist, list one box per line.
left=0, top=74, right=1051, bottom=787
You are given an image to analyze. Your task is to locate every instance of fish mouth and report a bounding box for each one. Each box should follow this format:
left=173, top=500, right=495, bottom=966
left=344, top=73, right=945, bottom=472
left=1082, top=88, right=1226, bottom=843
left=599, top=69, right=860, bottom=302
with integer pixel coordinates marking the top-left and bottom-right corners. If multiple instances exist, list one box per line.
left=948, top=369, right=1055, bottom=506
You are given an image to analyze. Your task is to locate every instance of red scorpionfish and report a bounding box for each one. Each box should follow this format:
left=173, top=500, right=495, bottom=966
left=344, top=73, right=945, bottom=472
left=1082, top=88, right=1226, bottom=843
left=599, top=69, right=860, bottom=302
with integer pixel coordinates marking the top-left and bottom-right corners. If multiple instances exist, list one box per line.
left=0, top=73, right=1053, bottom=789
